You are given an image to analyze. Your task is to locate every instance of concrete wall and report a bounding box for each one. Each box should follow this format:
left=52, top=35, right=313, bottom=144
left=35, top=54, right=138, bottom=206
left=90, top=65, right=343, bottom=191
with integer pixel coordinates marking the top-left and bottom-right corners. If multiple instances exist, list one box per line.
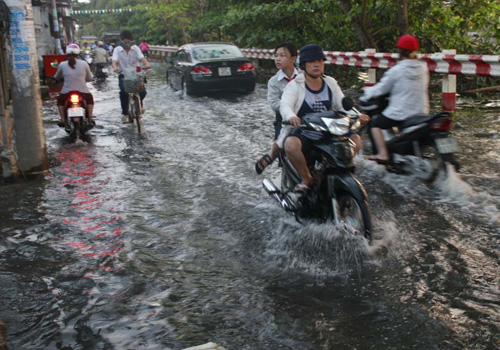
left=32, top=5, right=54, bottom=59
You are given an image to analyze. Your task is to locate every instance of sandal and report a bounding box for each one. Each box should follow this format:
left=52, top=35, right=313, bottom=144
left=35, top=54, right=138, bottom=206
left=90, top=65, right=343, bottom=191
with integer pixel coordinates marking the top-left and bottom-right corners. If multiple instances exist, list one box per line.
left=255, top=154, right=273, bottom=175
left=57, top=121, right=66, bottom=128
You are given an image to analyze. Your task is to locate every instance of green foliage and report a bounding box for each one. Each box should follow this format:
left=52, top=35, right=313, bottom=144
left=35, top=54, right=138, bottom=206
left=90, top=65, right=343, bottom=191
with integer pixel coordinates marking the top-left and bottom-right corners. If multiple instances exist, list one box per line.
left=72, top=0, right=499, bottom=55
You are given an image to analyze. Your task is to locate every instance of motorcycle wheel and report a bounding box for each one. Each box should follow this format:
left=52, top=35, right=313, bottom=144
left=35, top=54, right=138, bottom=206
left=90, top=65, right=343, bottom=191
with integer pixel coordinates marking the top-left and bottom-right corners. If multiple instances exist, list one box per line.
left=334, top=192, right=372, bottom=241
left=69, top=121, right=79, bottom=142
left=416, top=143, right=446, bottom=182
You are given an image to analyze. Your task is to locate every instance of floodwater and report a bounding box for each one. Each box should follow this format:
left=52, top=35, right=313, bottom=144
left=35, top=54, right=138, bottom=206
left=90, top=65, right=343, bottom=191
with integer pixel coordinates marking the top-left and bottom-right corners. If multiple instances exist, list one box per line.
left=0, top=63, right=499, bottom=350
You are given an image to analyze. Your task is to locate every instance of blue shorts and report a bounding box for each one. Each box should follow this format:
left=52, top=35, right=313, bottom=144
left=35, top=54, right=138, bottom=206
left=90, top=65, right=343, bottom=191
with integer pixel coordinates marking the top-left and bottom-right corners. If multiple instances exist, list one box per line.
left=284, top=128, right=315, bottom=162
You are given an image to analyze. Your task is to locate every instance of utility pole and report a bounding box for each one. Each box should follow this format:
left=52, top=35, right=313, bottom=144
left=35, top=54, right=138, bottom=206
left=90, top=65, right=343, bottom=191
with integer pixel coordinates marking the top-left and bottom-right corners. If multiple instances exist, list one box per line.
left=51, top=0, right=62, bottom=53
left=5, top=0, right=48, bottom=179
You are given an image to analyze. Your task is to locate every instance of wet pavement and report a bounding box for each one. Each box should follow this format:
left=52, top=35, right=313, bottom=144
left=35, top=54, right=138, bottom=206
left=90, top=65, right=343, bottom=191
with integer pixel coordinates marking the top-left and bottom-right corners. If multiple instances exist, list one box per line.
left=0, top=63, right=499, bottom=350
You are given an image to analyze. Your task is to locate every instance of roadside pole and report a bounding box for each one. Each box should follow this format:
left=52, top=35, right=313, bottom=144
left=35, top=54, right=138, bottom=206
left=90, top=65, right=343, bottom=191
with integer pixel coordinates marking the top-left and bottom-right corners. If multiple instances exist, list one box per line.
left=442, top=49, right=457, bottom=113
left=51, top=0, right=62, bottom=54
left=5, top=0, right=48, bottom=178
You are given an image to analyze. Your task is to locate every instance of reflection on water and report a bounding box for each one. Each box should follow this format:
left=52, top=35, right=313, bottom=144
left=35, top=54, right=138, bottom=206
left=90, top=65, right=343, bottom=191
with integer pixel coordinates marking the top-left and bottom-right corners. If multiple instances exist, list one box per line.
left=0, top=65, right=498, bottom=349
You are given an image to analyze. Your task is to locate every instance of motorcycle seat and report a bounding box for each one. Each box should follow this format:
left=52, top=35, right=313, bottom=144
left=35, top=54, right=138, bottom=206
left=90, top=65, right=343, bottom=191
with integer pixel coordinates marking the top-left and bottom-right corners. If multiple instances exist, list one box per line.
left=400, top=114, right=433, bottom=128
left=400, top=111, right=452, bottom=129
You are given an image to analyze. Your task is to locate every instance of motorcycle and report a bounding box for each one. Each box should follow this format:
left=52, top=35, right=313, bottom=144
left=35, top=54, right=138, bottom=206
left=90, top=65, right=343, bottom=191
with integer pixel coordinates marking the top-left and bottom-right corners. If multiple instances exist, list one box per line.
left=94, top=62, right=109, bottom=80
left=62, top=91, right=93, bottom=141
left=358, top=94, right=460, bottom=181
left=262, top=97, right=372, bottom=241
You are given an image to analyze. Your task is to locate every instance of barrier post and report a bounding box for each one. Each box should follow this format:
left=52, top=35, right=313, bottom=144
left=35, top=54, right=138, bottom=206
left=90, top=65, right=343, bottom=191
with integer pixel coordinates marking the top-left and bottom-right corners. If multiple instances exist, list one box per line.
left=442, top=49, right=457, bottom=112
left=365, top=48, right=377, bottom=87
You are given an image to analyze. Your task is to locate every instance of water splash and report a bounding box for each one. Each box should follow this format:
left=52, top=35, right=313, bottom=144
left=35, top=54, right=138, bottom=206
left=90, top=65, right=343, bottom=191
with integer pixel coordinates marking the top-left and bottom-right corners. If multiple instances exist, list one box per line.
left=436, top=165, right=500, bottom=228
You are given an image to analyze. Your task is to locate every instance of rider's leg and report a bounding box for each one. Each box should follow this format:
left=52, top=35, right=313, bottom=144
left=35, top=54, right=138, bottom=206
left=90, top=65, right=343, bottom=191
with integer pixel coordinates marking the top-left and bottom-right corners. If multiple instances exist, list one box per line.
left=349, top=134, right=362, bottom=155
left=118, top=75, right=129, bottom=115
left=57, top=94, right=67, bottom=124
left=370, top=127, right=389, bottom=161
left=270, top=141, right=280, bottom=161
left=87, top=104, right=94, bottom=122
left=58, top=105, right=66, bottom=123
left=139, top=89, right=147, bottom=104
left=284, top=136, right=313, bottom=187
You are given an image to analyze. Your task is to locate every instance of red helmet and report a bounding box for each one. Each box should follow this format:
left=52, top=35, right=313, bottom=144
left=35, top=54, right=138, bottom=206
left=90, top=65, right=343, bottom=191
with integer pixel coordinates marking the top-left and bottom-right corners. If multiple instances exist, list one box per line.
left=395, top=35, right=419, bottom=51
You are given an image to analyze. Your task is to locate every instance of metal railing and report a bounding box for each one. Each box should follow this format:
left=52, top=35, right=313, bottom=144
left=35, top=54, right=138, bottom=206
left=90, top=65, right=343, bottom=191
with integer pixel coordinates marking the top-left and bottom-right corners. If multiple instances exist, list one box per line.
left=149, top=45, right=500, bottom=111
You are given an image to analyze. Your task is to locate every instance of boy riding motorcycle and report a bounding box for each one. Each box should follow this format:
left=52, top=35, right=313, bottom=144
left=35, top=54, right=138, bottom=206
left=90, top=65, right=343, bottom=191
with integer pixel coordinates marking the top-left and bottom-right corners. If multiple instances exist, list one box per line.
left=278, top=44, right=368, bottom=193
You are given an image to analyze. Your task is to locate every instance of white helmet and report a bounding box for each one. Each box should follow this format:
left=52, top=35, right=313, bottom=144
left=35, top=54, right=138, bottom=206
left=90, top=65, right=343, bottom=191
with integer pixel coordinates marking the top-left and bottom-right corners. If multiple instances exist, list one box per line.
left=98, top=41, right=104, bottom=46
left=66, top=43, right=80, bottom=55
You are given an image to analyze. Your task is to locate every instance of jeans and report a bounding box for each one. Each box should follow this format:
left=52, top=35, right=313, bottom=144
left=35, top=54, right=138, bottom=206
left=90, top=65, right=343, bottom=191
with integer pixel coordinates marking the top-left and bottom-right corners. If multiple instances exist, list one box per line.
left=118, top=74, right=147, bottom=115
left=273, top=112, right=282, bottom=140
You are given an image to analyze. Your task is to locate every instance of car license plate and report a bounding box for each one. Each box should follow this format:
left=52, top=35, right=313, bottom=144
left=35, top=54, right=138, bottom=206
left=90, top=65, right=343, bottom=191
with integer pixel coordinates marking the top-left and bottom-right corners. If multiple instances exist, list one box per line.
left=218, top=67, right=231, bottom=76
left=435, top=137, right=459, bottom=154
left=102, top=68, right=108, bottom=73
left=68, top=107, right=84, bottom=118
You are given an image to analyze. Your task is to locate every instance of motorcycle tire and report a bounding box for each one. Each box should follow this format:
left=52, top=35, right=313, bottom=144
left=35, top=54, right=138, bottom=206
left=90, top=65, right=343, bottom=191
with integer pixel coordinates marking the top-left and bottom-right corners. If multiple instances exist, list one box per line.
left=416, top=143, right=447, bottom=182
left=334, top=192, right=372, bottom=241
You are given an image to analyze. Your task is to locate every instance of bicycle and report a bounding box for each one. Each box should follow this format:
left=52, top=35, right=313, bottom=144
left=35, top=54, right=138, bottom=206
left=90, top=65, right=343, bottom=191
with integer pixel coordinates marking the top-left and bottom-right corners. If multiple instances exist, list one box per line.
left=123, top=67, right=147, bottom=133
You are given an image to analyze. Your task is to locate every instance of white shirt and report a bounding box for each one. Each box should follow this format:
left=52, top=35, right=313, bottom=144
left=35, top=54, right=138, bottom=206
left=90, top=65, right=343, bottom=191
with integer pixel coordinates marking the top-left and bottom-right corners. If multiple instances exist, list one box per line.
left=277, top=73, right=346, bottom=148
left=54, top=59, right=92, bottom=94
left=362, top=59, right=429, bottom=120
left=112, top=45, right=144, bottom=70
left=267, top=68, right=298, bottom=112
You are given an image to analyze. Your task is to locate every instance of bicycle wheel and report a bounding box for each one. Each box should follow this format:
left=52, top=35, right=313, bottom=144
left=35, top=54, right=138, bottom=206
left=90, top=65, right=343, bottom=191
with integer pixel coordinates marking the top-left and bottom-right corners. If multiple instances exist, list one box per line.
left=134, top=94, right=142, bottom=133
left=128, top=94, right=135, bottom=124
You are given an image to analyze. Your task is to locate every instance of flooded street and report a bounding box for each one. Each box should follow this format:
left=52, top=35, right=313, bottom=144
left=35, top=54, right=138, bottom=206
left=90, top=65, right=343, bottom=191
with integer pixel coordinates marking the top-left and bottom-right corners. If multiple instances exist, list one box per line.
left=0, top=63, right=499, bottom=350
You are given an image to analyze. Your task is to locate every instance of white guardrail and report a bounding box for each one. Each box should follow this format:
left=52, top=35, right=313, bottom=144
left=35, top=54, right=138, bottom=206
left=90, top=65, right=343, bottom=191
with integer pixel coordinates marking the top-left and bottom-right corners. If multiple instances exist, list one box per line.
left=149, top=45, right=500, bottom=111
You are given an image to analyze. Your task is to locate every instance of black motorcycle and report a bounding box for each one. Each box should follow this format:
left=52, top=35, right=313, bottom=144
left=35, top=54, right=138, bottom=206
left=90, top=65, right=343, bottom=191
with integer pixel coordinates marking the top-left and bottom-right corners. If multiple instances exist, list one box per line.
left=359, top=94, right=460, bottom=181
left=94, top=62, right=109, bottom=80
left=61, top=91, right=93, bottom=142
left=263, top=97, right=372, bottom=241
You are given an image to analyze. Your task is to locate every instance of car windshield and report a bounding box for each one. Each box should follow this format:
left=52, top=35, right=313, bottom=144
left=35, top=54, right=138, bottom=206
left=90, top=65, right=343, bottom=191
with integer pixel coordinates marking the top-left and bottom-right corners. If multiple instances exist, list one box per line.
left=192, top=45, right=244, bottom=61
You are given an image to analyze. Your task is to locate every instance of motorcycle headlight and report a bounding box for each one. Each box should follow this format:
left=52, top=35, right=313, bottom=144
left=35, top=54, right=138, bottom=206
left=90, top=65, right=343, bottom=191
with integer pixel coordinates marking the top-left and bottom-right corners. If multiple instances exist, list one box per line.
left=321, top=117, right=350, bottom=135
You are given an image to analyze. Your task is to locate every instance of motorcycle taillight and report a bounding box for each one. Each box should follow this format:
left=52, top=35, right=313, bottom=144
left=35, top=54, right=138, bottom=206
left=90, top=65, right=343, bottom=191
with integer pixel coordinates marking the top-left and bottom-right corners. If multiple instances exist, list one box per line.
left=70, top=94, right=80, bottom=104
left=430, top=118, right=453, bottom=131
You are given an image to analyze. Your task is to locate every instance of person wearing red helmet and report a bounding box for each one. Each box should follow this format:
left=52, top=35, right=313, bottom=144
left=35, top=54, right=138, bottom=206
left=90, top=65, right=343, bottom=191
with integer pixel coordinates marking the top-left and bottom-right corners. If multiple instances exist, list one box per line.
left=361, top=34, right=429, bottom=163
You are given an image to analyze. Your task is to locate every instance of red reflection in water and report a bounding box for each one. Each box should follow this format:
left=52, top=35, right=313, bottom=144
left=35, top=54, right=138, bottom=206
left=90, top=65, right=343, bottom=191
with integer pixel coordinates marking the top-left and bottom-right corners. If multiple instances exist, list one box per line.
left=54, top=148, right=127, bottom=288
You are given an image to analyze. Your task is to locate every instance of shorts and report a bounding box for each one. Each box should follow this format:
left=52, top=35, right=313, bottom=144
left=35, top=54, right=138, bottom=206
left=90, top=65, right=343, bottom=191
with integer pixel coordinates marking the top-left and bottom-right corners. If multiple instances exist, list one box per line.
left=284, top=128, right=315, bottom=163
left=371, top=114, right=402, bottom=129
left=57, top=92, right=94, bottom=106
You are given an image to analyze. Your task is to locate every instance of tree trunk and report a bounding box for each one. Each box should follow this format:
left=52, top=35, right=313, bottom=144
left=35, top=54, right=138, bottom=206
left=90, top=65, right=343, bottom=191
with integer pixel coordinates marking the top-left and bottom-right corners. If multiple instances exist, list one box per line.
left=397, top=0, right=408, bottom=35
left=337, top=0, right=377, bottom=49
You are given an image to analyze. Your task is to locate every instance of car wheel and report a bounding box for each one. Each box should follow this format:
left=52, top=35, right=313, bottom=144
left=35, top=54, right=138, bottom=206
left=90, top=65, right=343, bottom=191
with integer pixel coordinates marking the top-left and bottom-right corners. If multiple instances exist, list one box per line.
left=182, top=78, right=194, bottom=96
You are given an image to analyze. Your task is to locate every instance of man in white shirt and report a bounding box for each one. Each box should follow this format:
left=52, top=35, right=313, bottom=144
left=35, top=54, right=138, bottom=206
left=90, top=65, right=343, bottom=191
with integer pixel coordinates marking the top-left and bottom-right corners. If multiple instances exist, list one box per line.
left=112, top=30, right=151, bottom=123
left=255, top=42, right=298, bottom=175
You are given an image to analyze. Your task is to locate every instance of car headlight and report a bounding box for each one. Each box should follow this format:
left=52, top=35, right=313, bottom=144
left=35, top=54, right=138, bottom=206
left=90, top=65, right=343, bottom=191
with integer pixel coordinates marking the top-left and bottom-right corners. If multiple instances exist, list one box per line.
left=321, top=117, right=350, bottom=135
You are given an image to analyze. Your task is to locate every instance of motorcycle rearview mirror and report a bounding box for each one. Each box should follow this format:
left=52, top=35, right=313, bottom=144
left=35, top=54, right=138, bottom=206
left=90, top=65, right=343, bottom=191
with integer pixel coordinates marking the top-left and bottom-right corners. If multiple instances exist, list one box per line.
left=342, top=96, right=354, bottom=111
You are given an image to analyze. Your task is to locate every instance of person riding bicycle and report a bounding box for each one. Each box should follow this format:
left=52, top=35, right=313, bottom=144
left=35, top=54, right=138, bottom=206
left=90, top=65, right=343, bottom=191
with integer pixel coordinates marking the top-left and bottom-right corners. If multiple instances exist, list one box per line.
left=279, top=43, right=368, bottom=193
left=54, top=44, right=95, bottom=127
left=361, top=34, right=430, bottom=163
left=112, top=30, right=151, bottom=123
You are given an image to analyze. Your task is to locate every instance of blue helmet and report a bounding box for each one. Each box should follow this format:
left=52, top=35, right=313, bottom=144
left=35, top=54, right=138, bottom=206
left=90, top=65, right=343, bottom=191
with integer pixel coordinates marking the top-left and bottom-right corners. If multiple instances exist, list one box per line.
left=299, top=44, right=326, bottom=64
